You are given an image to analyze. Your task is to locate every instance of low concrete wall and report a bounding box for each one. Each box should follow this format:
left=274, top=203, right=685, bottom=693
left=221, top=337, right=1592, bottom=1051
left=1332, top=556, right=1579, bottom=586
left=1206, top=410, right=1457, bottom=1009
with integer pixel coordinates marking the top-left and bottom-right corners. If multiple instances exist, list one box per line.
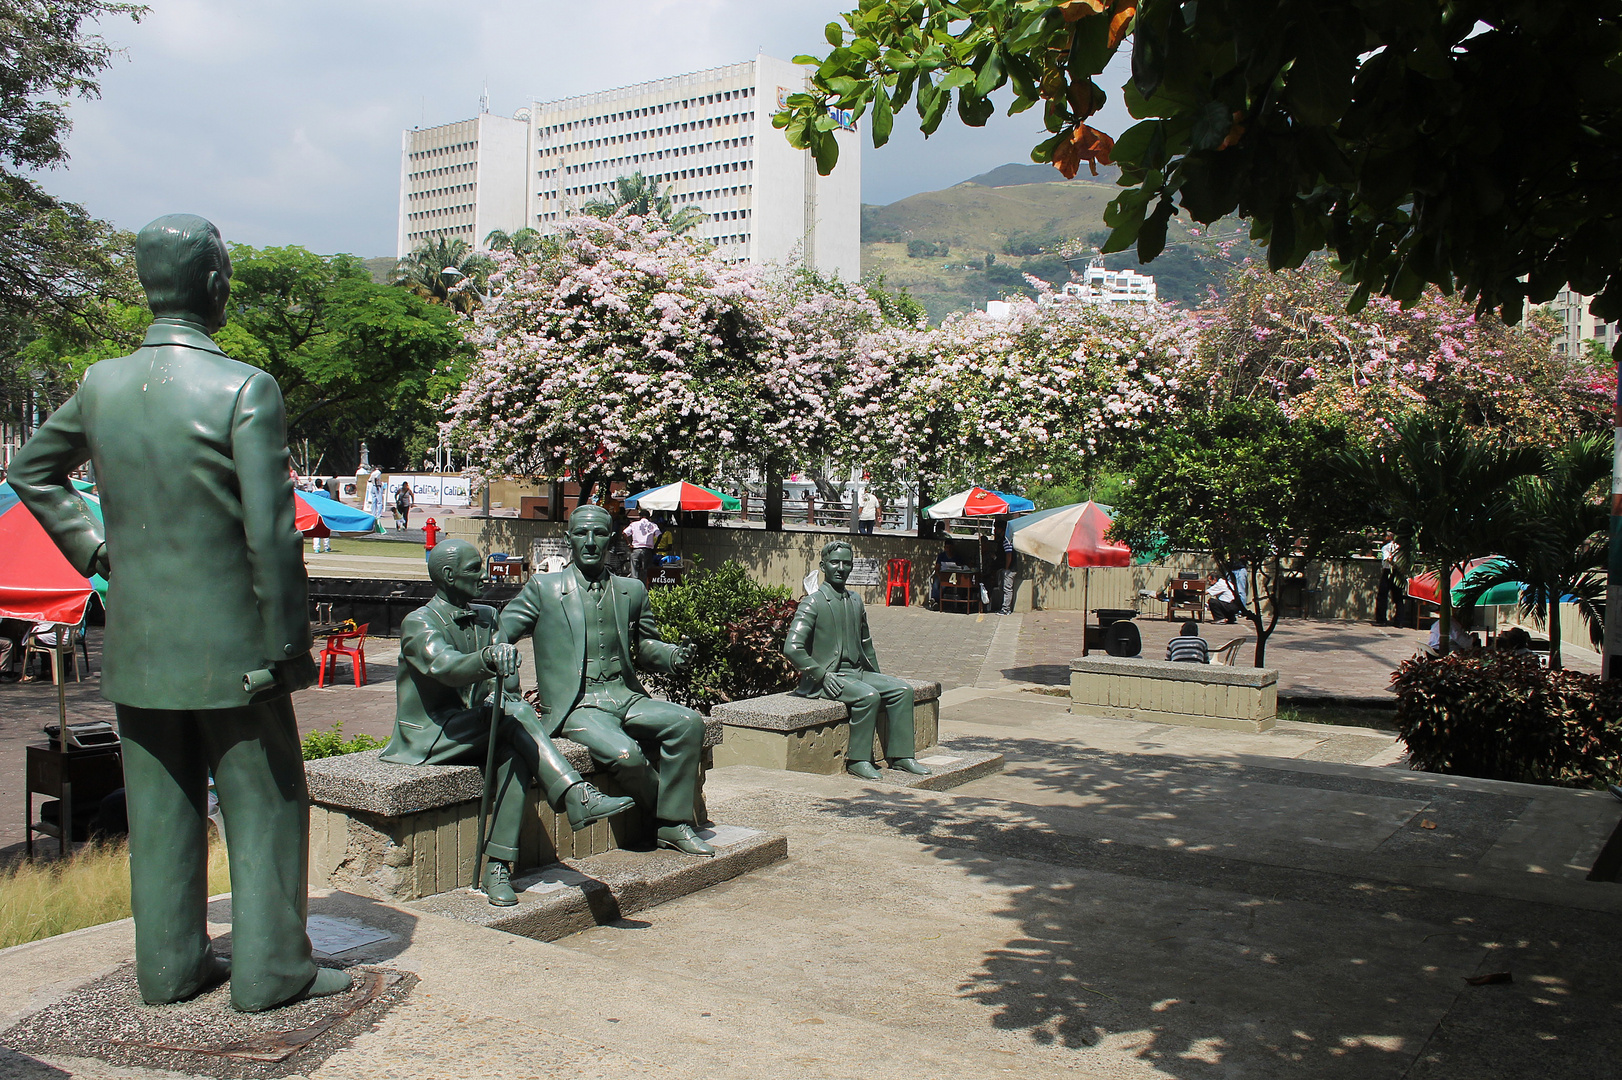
left=710, top=680, right=941, bottom=773
left=1070, top=655, right=1278, bottom=733
left=304, top=722, right=720, bottom=901
left=441, top=515, right=1381, bottom=620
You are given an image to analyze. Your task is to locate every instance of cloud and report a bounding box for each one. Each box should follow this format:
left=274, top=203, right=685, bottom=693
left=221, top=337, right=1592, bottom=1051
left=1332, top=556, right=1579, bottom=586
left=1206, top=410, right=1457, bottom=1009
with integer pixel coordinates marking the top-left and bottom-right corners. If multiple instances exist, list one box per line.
left=42, top=2, right=1135, bottom=255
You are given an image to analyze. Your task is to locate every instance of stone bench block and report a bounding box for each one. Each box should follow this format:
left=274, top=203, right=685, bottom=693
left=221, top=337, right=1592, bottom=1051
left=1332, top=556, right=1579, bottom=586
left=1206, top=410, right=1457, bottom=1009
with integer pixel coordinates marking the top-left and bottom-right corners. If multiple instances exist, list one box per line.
left=305, top=719, right=723, bottom=901
left=709, top=679, right=941, bottom=774
left=1069, top=655, right=1277, bottom=733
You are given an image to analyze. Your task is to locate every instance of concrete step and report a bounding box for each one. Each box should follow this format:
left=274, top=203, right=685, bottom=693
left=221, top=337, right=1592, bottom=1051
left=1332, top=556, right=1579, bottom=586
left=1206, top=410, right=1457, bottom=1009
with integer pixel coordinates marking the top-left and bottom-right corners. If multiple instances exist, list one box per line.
left=406, top=825, right=787, bottom=942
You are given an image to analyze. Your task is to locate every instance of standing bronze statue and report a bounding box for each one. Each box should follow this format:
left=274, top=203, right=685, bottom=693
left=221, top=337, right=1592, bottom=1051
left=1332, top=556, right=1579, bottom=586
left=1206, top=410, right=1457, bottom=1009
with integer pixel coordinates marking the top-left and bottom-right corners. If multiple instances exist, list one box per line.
left=499, top=505, right=714, bottom=856
left=381, top=539, right=634, bottom=905
left=784, top=541, right=932, bottom=780
left=9, top=215, right=348, bottom=1010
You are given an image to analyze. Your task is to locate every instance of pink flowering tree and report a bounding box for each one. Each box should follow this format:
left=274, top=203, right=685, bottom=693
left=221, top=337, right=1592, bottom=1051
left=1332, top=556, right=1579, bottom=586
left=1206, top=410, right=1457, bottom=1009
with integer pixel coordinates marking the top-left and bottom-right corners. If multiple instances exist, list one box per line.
left=850, top=298, right=1198, bottom=493
left=446, top=215, right=780, bottom=494
left=1192, top=261, right=1606, bottom=441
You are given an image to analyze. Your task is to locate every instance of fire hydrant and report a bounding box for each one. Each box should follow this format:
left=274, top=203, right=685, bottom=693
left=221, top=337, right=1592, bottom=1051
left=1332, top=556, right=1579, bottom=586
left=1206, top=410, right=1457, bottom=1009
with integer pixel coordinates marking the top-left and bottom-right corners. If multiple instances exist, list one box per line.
left=423, top=517, right=440, bottom=551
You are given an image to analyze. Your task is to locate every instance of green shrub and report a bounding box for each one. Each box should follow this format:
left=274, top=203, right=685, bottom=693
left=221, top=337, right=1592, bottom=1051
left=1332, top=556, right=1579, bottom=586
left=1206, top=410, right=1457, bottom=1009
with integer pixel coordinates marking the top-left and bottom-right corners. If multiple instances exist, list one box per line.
left=1391, top=653, right=1622, bottom=788
left=644, top=561, right=799, bottom=712
left=301, top=723, right=387, bottom=761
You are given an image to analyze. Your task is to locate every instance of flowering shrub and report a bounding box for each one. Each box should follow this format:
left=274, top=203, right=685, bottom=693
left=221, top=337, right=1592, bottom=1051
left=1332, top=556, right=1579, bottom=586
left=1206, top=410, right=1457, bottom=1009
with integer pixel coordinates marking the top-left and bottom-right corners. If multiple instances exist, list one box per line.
left=1392, top=653, right=1622, bottom=788
left=1191, top=261, right=1605, bottom=440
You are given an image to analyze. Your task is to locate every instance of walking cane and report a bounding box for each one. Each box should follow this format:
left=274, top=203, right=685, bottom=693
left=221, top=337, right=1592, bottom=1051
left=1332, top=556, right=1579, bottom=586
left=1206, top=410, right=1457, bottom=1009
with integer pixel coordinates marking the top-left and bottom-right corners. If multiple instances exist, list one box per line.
left=472, top=670, right=503, bottom=892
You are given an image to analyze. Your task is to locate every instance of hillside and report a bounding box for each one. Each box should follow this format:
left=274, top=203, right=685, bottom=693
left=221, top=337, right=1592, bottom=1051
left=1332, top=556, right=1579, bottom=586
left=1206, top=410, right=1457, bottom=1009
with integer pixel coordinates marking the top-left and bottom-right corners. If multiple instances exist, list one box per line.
left=363, top=256, right=395, bottom=284
left=860, top=165, right=1226, bottom=323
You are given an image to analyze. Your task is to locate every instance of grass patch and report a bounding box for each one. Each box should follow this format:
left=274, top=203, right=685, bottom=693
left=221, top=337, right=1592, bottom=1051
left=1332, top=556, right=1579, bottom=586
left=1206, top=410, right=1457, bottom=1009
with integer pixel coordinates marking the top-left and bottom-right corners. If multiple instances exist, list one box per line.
left=313, top=537, right=425, bottom=557
left=1277, top=701, right=1399, bottom=732
left=0, top=836, right=229, bottom=949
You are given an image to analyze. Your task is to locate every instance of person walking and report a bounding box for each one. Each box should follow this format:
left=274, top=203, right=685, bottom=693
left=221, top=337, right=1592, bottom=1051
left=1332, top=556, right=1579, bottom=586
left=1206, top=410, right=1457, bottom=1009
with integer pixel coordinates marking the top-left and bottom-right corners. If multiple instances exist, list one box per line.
left=394, top=479, right=414, bottom=530
left=367, top=469, right=387, bottom=530
left=997, top=521, right=1019, bottom=615
left=624, top=508, right=661, bottom=585
left=1374, top=532, right=1405, bottom=627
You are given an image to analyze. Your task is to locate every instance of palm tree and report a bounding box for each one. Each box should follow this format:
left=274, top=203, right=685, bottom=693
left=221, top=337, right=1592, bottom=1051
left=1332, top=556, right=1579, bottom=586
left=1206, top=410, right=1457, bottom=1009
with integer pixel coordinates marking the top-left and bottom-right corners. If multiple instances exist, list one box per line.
left=581, top=172, right=706, bottom=235
left=1337, top=412, right=1543, bottom=655
left=391, top=237, right=494, bottom=315
left=1456, top=435, right=1608, bottom=669
left=484, top=227, right=551, bottom=255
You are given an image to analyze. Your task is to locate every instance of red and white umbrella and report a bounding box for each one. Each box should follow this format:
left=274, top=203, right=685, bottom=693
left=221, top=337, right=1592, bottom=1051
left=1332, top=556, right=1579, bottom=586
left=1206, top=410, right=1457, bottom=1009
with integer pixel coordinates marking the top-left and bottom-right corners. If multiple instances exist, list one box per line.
left=923, top=487, right=1036, bottom=519
left=624, top=481, right=741, bottom=512
left=1008, top=501, right=1132, bottom=654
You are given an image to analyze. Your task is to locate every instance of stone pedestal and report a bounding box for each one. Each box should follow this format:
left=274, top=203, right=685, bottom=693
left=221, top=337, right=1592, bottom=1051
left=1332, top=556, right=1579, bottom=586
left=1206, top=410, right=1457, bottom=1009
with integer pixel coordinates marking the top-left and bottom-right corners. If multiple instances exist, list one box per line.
left=1069, top=655, right=1278, bottom=732
left=304, top=720, right=721, bottom=902
left=710, top=679, right=941, bottom=774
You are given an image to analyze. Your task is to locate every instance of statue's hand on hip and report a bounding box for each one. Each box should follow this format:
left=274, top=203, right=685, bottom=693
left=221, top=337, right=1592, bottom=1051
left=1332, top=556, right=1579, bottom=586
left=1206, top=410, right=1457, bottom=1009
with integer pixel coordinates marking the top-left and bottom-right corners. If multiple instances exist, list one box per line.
left=482, top=643, right=522, bottom=677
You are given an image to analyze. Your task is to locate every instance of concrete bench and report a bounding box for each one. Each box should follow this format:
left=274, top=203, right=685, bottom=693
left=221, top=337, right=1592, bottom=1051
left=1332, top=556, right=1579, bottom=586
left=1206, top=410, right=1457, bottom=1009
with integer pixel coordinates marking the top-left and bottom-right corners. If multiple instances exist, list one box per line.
left=710, top=679, right=941, bottom=774
left=304, top=720, right=722, bottom=902
left=1069, top=655, right=1277, bottom=732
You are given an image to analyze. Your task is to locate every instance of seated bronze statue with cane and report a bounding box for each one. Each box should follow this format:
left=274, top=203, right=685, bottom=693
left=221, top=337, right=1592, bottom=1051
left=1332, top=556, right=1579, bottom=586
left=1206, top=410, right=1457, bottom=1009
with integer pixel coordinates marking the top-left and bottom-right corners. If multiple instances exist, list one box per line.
left=380, top=539, right=634, bottom=906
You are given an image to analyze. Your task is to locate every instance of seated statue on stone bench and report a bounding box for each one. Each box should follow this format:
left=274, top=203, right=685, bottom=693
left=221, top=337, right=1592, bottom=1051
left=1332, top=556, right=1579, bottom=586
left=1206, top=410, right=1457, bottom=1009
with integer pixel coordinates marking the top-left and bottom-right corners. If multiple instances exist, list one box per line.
left=381, top=539, right=634, bottom=907
left=499, top=505, right=715, bottom=857
left=783, top=541, right=931, bottom=780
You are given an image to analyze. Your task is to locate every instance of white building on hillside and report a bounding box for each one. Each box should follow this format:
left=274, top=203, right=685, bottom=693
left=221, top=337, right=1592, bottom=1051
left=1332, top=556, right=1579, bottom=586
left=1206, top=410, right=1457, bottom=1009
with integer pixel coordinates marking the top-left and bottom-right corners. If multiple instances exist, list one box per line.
left=397, top=54, right=861, bottom=278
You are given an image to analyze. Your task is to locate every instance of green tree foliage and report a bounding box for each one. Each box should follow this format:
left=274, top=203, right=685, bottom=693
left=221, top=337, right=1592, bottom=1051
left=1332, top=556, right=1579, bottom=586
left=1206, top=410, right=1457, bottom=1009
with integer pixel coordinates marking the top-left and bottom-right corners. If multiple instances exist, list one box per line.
left=642, top=561, right=799, bottom=712
left=1335, top=413, right=1543, bottom=656
left=582, top=171, right=706, bottom=235
left=784, top=1, right=1622, bottom=323
left=218, top=244, right=468, bottom=470
left=1457, top=436, right=1611, bottom=670
left=391, top=237, right=494, bottom=315
left=1109, top=401, right=1364, bottom=665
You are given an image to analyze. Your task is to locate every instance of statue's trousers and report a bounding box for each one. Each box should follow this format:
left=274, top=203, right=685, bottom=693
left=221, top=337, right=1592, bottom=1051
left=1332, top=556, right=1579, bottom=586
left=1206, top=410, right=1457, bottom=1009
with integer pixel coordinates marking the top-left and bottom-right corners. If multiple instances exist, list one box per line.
left=116, top=698, right=317, bottom=1012
left=828, top=671, right=916, bottom=763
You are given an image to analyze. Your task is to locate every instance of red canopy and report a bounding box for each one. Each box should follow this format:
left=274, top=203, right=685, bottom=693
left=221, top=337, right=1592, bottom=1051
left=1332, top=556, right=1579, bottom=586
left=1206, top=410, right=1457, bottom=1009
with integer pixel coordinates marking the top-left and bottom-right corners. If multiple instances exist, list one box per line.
left=0, top=501, right=97, bottom=624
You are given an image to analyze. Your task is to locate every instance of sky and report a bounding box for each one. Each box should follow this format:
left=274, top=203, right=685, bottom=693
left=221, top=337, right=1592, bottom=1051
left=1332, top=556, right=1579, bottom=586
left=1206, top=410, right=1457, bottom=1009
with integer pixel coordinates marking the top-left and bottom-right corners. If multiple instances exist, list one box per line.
left=40, top=1, right=1135, bottom=258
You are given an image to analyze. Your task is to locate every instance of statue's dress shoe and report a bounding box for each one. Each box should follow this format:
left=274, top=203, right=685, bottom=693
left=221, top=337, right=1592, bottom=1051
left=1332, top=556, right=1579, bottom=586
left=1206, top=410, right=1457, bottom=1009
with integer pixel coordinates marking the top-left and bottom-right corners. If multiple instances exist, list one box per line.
left=564, top=782, right=636, bottom=831
left=846, top=760, right=883, bottom=781
left=889, top=757, right=933, bottom=776
left=482, top=858, right=519, bottom=906
left=655, top=823, right=715, bottom=857
left=238, top=967, right=352, bottom=1012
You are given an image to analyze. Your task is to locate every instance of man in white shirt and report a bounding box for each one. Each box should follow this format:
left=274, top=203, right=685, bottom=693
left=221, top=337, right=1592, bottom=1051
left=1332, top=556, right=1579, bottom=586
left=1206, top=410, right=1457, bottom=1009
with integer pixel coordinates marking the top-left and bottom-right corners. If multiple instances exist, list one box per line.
left=624, top=509, right=662, bottom=585
left=857, top=489, right=880, bottom=535
left=1206, top=571, right=1245, bottom=623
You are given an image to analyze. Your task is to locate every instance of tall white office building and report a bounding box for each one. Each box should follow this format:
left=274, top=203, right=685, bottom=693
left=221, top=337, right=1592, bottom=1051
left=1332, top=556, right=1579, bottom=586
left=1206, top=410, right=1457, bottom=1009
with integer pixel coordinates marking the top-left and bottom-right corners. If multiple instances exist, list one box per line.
left=397, top=54, right=860, bottom=279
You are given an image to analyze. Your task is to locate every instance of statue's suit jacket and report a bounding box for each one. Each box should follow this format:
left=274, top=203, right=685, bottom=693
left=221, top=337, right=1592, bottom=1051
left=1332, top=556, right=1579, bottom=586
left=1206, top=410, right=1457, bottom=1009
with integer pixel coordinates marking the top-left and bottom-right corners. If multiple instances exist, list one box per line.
left=498, top=568, right=681, bottom=725
left=783, top=583, right=882, bottom=697
left=381, top=597, right=526, bottom=762
left=8, top=319, right=314, bottom=709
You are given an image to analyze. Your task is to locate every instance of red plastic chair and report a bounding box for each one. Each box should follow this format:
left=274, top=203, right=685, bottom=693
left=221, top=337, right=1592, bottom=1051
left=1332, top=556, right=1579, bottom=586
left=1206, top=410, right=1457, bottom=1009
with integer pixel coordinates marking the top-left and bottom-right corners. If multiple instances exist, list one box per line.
left=886, top=558, right=912, bottom=606
left=318, top=622, right=368, bottom=687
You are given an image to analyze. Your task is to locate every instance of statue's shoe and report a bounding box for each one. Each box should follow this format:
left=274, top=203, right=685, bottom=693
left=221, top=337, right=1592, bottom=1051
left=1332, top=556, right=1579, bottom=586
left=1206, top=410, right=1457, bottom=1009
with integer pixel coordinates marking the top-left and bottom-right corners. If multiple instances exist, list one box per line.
left=889, top=757, right=933, bottom=776
left=846, top=760, right=883, bottom=781
left=235, top=967, right=352, bottom=1012
left=655, top=823, right=715, bottom=857
left=482, top=859, right=519, bottom=906
left=564, top=783, right=636, bottom=831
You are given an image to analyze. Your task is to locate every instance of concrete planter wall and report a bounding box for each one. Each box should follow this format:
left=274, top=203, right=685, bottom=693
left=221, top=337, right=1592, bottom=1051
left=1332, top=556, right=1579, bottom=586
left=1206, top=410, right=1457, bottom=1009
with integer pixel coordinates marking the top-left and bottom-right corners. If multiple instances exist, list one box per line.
left=304, top=723, right=720, bottom=901
left=709, top=679, right=941, bottom=774
left=1069, top=655, right=1278, bottom=733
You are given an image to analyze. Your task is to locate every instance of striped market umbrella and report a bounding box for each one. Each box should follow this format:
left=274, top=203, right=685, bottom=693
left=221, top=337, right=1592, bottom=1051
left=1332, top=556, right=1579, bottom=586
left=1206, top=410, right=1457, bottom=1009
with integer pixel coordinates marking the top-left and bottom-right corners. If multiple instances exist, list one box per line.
left=923, top=487, right=1036, bottom=519
left=624, top=481, right=741, bottom=512
left=1008, top=501, right=1131, bottom=655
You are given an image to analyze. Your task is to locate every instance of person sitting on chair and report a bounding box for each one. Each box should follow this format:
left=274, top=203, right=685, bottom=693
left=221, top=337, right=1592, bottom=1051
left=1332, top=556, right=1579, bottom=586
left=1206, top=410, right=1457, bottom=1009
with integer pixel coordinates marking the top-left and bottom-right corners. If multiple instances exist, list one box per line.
left=784, top=541, right=932, bottom=780
left=1165, top=621, right=1210, bottom=664
left=382, top=539, right=635, bottom=906
left=1206, top=572, right=1246, bottom=623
